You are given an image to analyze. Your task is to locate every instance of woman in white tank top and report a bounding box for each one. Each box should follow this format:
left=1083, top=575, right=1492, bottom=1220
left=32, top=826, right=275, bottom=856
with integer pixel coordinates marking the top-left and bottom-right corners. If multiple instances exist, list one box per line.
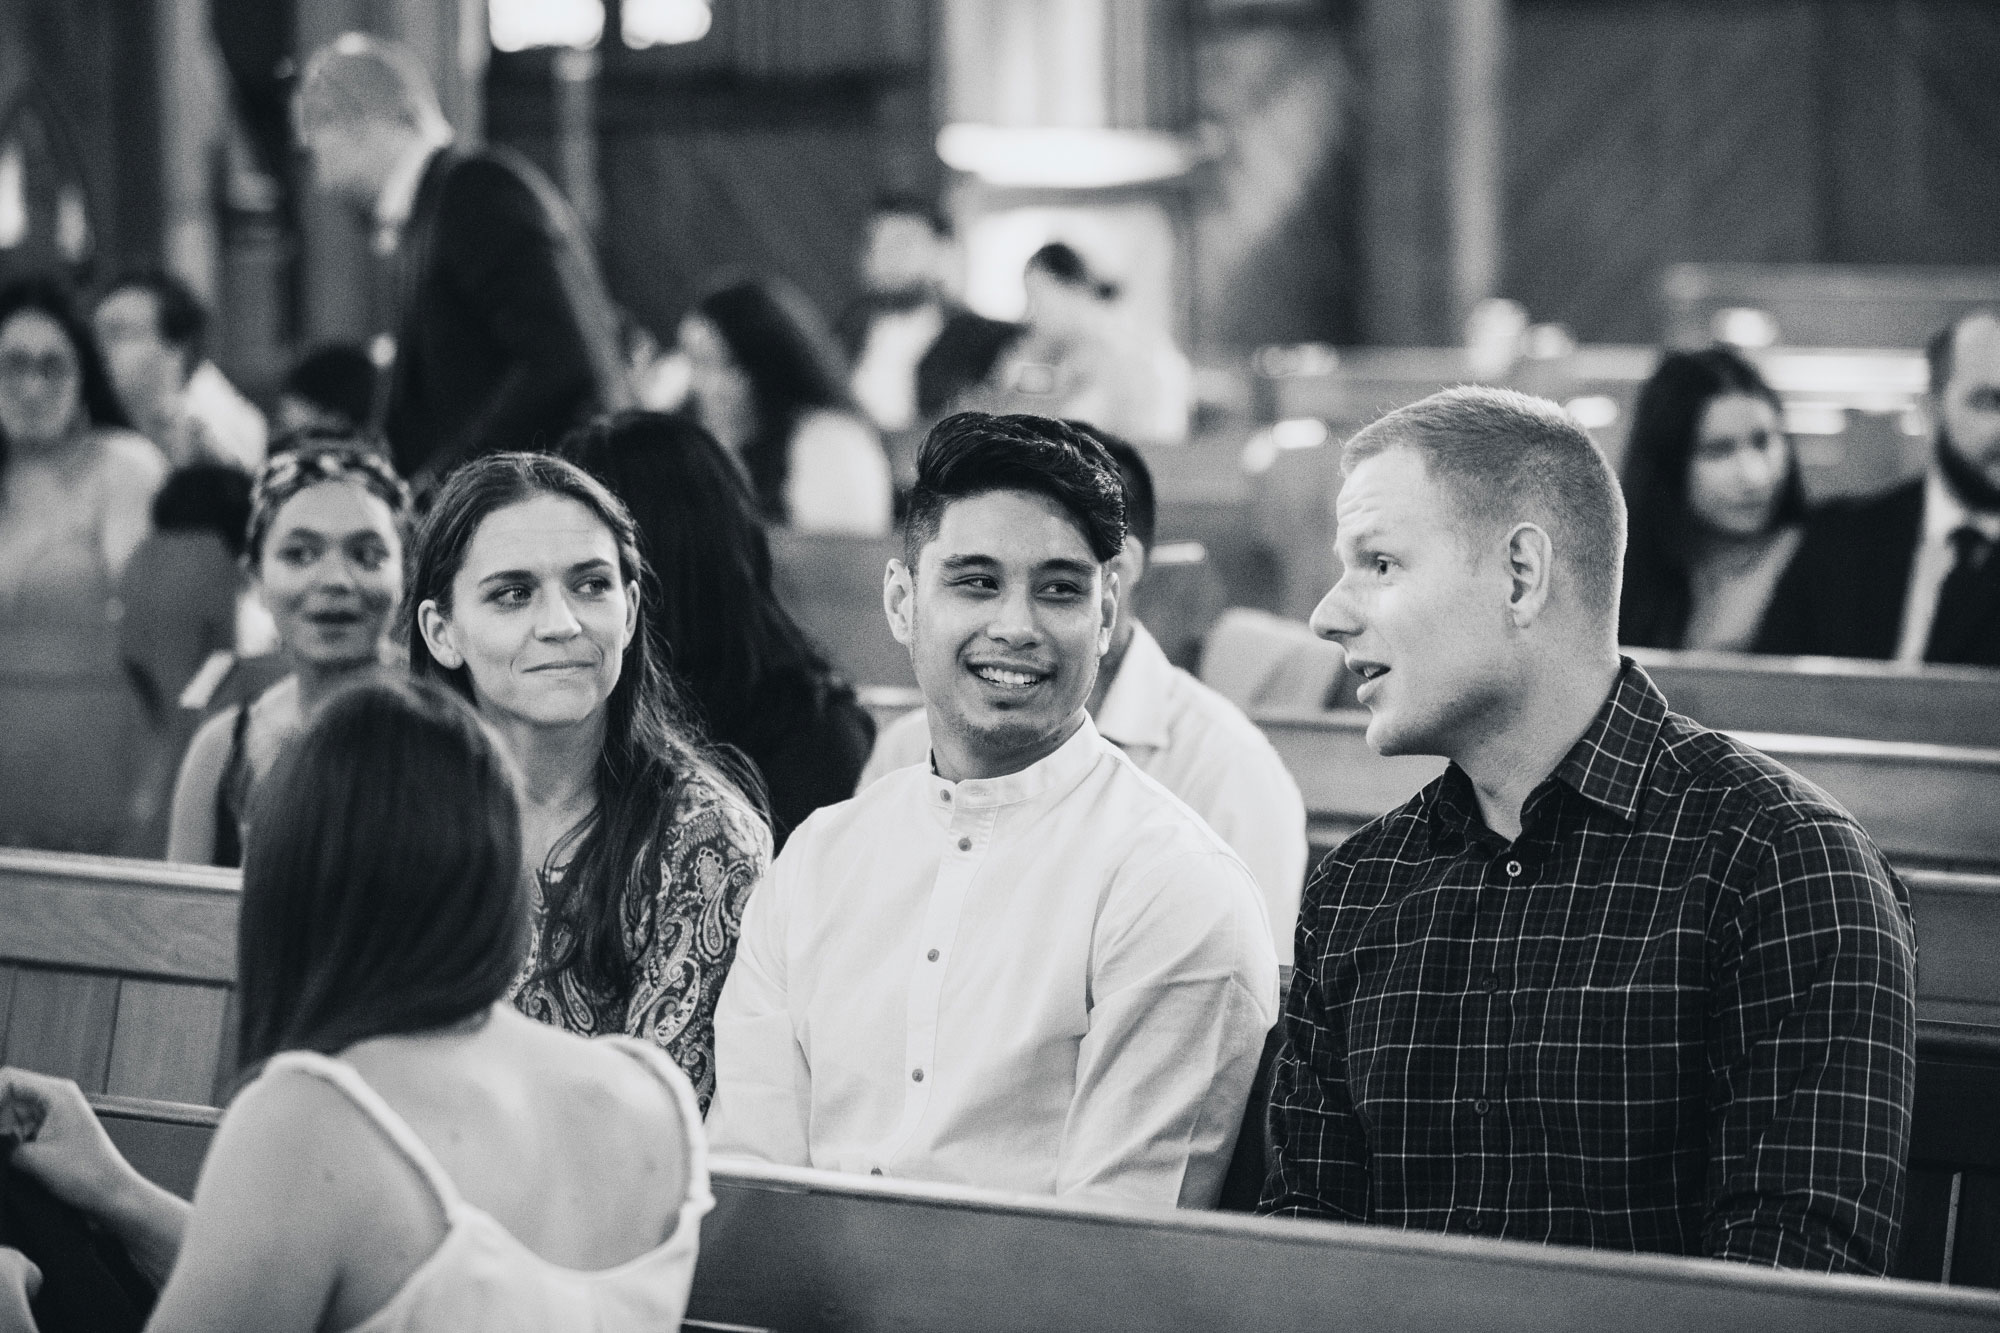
left=0, top=677, right=710, bottom=1331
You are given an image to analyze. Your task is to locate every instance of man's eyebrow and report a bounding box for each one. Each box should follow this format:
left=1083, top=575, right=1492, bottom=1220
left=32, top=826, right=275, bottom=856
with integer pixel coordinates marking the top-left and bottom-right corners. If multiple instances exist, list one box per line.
left=935, top=553, right=1000, bottom=572
left=1036, top=557, right=1099, bottom=578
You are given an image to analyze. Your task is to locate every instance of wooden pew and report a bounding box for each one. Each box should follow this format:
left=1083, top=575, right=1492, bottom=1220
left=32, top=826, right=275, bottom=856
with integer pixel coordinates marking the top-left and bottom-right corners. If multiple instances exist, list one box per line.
left=1898, top=1023, right=2000, bottom=1288
left=1257, top=709, right=2000, bottom=873
left=1629, top=650, right=2000, bottom=751
left=86, top=1096, right=2000, bottom=1327
left=0, top=850, right=239, bottom=1106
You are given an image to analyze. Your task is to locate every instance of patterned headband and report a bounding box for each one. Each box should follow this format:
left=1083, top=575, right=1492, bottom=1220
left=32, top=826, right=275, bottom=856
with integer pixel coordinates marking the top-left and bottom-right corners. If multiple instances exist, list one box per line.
left=246, top=444, right=413, bottom=561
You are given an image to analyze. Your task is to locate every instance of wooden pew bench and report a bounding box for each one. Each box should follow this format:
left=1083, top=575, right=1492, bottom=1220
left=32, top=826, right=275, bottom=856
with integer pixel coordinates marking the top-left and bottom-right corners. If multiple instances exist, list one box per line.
left=0, top=851, right=239, bottom=1106
left=86, top=1096, right=2000, bottom=1330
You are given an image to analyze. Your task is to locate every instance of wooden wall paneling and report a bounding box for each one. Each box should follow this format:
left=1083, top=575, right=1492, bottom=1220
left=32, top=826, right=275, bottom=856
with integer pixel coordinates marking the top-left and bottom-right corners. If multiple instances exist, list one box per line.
left=213, top=985, right=241, bottom=1103
left=3, top=968, right=120, bottom=1091
left=0, top=964, right=16, bottom=1048
left=104, top=980, right=230, bottom=1106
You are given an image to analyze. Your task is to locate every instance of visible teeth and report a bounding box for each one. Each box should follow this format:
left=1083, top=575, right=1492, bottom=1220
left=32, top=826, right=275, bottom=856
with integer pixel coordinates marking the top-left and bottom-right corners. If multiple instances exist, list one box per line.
left=976, top=666, right=1040, bottom=687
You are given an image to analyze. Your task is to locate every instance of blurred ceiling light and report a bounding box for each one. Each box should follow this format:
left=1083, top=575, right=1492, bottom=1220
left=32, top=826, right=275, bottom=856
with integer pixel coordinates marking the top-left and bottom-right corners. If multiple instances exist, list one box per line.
left=624, top=0, right=712, bottom=47
left=0, top=142, right=23, bottom=249
left=1253, top=343, right=1340, bottom=379
left=1272, top=417, right=1329, bottom=450
left=1149, top=540, right=1207, bottom=567
left=1712, top=307, right=1779, bottom=349
left=1563, top=395, right=1619, bottom=430
left=489, top=0, right=603, bottom=51
left=937, top=124, right=1201, bottom=189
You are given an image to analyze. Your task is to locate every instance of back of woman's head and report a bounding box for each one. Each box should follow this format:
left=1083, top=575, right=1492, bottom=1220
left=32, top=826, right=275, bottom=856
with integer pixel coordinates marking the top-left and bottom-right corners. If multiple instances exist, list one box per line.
left=1619, top=345, right=1803, bottom=643
left=563, top=411, right=830, bottom=738
left=694, top=277, right=854, bottom=428
left=237, top=676, right=525, bottom=1068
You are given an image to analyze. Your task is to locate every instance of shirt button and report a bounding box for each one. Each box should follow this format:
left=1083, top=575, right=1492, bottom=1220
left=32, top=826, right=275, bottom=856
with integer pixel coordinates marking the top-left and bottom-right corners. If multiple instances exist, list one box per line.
left=939, top=790, right=951, bottom=802
left=912, top=1068, right=925, bottom=1082
left=1464, top=1213, right=1484, bottom=1234
left=1473, top=1097, right=1491, bottom=1115
left=927, top=948, right=940, bottom=962
left=1479, top=972, right=1501, bottom=994
left=1504, top=860, right=1522, bottom=877
left=957, top=837, right=972, bottom=851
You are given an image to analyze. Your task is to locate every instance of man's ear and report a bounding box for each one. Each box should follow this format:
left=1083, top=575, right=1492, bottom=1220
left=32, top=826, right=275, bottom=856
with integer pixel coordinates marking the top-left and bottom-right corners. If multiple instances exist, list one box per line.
left=1098, top=568, right=1120, bottom=656
left=416, top=598, right=463, bottom=670
left=1110, top=533, right=1146, bottom=600
left=1504, top=522, right=1554, bottom=628
left=884, top=558, right=917, bottom=647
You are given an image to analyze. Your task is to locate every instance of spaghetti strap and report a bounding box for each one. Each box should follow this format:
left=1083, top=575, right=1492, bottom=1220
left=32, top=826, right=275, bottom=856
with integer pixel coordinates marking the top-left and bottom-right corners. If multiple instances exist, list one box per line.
left=262, top=1051, right=465, bottom=1215
left=597, top=1037, right=712, bottom=1214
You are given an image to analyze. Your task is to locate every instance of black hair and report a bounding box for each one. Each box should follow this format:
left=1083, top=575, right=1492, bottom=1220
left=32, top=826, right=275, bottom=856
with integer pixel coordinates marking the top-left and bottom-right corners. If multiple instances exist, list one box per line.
left=283, top=343, right=379, bottom=432
left=1026, top=242, right=1117, bottom=301
left=151, top=463, right=254, bottom=558
left=236, top=676, right=527, bottom=1069
left=102, top=270, right=209, bottom=373
left=0, top=274, right=133, bottom=484
left=407, top=451, right=761, bottom=1012
left=916, top=313, right=1026, bottom=419
left=565, top=412, right=852, bottom=842
left=1071, top=422, right=1155, bottom=553
left=691, top=276, right=859, bottom=524
left=1619, top=346, right=1805, bottom=648
left=903, top=412, right=1126, bottom=568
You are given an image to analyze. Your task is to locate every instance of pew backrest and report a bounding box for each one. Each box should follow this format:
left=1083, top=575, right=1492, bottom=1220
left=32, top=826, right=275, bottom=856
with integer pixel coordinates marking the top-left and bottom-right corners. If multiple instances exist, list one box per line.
left=85, top=1096, right=2000, bottom=1331
left=1898, top=1023, right=2000, bottom=1288
left=0, top=850, right=239, bottom=1105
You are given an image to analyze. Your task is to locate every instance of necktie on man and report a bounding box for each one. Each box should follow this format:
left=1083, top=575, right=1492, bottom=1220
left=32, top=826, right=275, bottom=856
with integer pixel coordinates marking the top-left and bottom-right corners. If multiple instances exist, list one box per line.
left=1925, top=525, right=1996, bottom=663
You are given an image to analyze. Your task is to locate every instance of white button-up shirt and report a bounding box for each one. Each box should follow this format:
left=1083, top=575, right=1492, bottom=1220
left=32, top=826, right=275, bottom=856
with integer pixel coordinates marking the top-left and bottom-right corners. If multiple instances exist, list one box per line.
left=1895, top=467, right=2000, bottom=663
left=859, top=623, right=1309, bottom=963
left=708, top=716, right=1279, bottom=1209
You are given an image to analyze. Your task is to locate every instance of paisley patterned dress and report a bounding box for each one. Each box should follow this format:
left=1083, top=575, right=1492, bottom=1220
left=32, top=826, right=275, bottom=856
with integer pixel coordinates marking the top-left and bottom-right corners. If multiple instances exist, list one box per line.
left=513, top=771, right=770, bottom=1112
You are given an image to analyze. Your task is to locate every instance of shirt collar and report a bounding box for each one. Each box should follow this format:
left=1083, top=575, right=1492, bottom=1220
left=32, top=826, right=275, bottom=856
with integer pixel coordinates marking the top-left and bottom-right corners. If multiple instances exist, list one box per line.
left=926, top=714, right=1104, bottom=812
left=373, top=137, right=450, bottom=250
left=1428, top=657, right=1665, bottom=841
left=1923, top=466, right=2000, bottom=543
left=1093, top=622, right=1172, bottom=752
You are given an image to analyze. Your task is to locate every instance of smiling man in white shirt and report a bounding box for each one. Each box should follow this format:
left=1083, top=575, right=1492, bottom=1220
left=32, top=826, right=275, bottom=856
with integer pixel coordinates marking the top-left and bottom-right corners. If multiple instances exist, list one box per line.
left=707, top=412, right=1278, bottom=1208
left=860, top=425, right=1308, bottom=961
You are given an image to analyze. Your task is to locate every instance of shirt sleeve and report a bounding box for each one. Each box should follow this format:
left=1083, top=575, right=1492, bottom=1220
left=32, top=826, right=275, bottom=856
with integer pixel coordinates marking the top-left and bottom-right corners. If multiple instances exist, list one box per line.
left=706, top=829, right=814, bottom=1165
left=1702, top=816, right=1917, bottom=1275
left=1260, top=855, right=1373, bottom=1221
left=622, top=786, right=769, bottom=1114
left=1056, top=849, right=1278, bottom=1209
left=1161, top=727, right=1308, bottom=966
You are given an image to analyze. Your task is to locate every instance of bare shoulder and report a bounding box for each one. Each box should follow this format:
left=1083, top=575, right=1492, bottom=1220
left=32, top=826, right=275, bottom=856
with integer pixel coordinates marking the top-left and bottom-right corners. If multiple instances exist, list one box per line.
left=199, top=1063, right=401, bottom=1224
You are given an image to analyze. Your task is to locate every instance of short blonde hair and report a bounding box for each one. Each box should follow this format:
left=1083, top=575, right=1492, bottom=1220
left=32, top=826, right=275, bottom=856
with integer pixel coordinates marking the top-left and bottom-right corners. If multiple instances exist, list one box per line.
left=296, top=33, right=449, bottom=139
left=1344, top=386, right=1627, bottom=624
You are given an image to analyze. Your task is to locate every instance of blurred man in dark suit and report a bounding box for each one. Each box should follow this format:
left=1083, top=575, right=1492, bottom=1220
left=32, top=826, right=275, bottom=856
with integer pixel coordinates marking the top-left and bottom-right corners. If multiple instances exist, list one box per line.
left=295, top=35, right=632, bottom=485
left=1756, top=308, right=2000, bottom=665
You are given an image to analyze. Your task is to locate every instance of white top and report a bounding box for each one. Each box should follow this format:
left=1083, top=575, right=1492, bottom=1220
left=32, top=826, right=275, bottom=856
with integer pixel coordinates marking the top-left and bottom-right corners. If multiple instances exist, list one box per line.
left=783, top=409, right=894, bottom=535
left=182, top=361, right=268, bottom=472
left=859, top=624, right=1308, bottom=964
left=263, top=1043, right=711, bottom=1333
left=1895, top=468, right=2000, bottom=663
left=707, top=716, right=1278, bottom=1209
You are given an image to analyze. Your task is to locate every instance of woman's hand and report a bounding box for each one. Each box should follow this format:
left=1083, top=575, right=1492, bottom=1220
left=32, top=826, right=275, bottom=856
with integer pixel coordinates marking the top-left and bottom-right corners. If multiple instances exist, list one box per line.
left=0, top=1067, right=135, bottom=1217
left=0, top=1248, right=40, bottom=1333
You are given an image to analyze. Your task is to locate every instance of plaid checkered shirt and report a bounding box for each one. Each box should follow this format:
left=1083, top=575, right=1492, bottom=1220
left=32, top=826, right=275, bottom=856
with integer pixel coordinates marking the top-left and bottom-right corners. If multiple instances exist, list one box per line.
left=1260, top=660, right=1917, bottom=1275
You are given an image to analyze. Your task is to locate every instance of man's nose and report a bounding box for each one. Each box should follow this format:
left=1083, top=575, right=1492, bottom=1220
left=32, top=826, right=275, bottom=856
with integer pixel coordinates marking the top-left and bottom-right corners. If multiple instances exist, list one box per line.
left=984, top=585, right=1041, bottom=646
left=1309, top=578, right=1360, bottom=642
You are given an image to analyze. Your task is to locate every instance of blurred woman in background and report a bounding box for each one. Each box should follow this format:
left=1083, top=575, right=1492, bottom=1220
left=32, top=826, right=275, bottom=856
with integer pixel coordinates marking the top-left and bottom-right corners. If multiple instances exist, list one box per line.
left=1, top=677, right=710, bottom=1330
left=410, top=452, right=767, bottom=1108
left=567, top=412, right=873, bottom=849
left=680, top=276, right=891, bottom=535
left=994, top=242, right=1191, bottom=447
left=167, top=444, right=411, bottom=866
left=1619, top=345, right=1807, bottom=651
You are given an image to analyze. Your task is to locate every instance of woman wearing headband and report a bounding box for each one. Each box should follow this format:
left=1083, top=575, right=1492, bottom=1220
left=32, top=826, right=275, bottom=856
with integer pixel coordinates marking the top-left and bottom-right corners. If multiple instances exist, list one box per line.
left=166, top=442, right=411, bottom=866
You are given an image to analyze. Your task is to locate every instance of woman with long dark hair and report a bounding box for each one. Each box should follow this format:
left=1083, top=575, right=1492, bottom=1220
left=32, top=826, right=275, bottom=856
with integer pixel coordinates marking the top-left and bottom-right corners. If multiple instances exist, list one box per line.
left=410, top=452, right=767, bottom=1108
left=167, top=442, right=411, bottom=866
left=0, top=275, right=165, bottom=849
left=1619, top=346, right=1808, bottom=650
left=0, top=678, right=711, bottom=1328
left=567, top=411, right=874, bottom=848
left=680, top=275, right=891, bottom=534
